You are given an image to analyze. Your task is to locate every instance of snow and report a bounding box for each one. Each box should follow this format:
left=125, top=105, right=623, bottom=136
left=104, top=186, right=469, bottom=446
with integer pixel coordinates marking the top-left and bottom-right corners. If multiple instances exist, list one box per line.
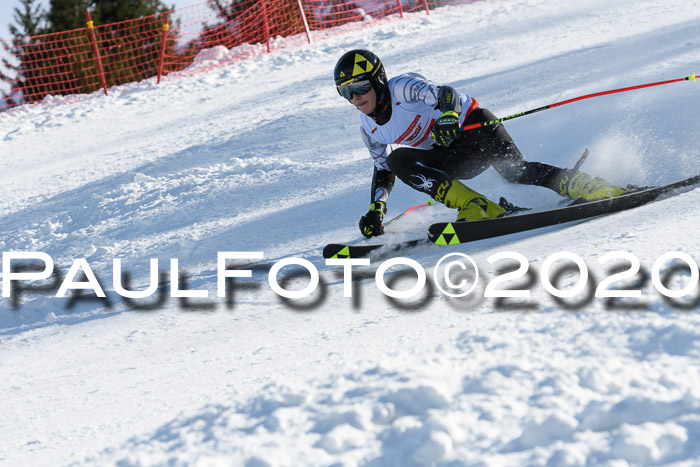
left=1, top=0, right=700, bottom=465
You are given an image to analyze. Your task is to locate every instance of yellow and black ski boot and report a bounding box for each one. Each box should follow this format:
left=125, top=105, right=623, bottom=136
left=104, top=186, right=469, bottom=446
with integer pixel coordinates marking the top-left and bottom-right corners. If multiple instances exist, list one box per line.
left=433, top=179, right=506, bottom=221
left=555, top=170, right=630, bottom=201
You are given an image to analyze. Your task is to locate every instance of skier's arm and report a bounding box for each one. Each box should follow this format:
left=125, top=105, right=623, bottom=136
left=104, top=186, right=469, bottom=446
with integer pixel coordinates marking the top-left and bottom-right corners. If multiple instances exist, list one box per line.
left=358, top=127, right=394, bottom=237
left=391, top=73, right=465, bottom=113
left=391, top=73, right=443, bottom=107
left=359, top=164, right=395, bottom=238
left=431, top=85, right=463, bottom=147
left=360, top=126, right=389, bottom=168
left=371, top=166, right=395, bottom=204
left=436, top=85, right=462, bottom=114
left=360, top=126, right=395, bottom=202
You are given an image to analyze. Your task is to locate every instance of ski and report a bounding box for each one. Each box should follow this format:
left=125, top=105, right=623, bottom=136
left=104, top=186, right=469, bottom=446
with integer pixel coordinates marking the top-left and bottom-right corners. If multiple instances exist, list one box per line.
left=323, top=239, right=427, bottom=259
left=428, top=173, right=700, bottom=245
left=323, top=174, right=700, bottom=257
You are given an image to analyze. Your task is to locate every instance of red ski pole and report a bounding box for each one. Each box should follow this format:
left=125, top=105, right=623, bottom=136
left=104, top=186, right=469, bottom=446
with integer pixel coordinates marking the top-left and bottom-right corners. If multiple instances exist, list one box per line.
left=463, top=73, right=696, bottom=132
left=384, top=200, right=434, bottom=227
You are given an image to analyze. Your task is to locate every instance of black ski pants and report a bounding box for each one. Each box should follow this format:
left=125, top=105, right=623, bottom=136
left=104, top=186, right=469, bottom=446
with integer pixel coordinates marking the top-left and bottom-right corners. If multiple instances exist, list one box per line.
left=385, top=107, right=564, bottom=197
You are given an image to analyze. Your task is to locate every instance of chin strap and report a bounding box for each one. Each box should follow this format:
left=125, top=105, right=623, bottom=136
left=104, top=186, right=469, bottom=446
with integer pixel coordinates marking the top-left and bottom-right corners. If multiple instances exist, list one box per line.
left=370, top=86, right=392, bottom=125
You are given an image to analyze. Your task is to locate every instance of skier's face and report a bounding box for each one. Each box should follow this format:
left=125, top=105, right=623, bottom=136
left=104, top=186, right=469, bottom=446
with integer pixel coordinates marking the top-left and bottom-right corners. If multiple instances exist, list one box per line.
left=350, top=87, right=377, bottom=115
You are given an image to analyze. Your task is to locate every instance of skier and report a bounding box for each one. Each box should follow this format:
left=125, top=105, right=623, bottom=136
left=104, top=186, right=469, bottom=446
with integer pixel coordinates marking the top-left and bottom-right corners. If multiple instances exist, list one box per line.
left=334, top=49, right=631, bottom=238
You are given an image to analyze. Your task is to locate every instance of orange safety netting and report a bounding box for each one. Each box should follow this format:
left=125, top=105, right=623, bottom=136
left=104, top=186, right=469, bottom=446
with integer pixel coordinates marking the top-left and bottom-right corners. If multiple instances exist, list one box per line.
left=0, top=0, right=475, bottom=113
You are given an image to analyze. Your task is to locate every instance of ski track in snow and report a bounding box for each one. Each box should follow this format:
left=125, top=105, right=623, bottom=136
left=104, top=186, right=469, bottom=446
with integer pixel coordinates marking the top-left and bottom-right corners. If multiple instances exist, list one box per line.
left=1, top=0, right=700, bottom=465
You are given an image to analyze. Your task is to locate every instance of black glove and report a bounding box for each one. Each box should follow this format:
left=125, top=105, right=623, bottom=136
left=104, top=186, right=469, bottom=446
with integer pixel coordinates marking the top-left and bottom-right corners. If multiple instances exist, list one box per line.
left=431, top=110, right=461, bottom=147
left=359, top=201, right=386, bottom=237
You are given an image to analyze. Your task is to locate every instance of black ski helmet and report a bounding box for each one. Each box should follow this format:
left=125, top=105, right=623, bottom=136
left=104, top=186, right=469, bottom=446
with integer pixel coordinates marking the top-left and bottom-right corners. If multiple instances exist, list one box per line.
left=334, top=49, right=387, bottom=97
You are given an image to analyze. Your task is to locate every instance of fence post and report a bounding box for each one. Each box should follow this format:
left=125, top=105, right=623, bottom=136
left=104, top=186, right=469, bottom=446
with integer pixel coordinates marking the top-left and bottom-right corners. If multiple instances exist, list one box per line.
left=261, top=0, right=271, bottom=53
left=85, top=11, right=108, bottom=96
left=422, top=0, right=430, bottom=15
left=396, top=0, right=404, bottom=18
left=296, top=0, right=313, bottom=44
left=157, top=18, right=170, bottom=84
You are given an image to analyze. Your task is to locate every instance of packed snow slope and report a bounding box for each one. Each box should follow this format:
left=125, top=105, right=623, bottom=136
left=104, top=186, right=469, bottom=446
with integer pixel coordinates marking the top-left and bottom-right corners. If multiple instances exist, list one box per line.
left=1, top=0, right=700, bottom=465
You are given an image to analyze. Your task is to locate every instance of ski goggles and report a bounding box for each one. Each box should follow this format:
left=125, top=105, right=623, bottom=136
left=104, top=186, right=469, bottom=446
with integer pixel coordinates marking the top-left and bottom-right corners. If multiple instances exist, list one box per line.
left=336, top=79, right=372, bottom=100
